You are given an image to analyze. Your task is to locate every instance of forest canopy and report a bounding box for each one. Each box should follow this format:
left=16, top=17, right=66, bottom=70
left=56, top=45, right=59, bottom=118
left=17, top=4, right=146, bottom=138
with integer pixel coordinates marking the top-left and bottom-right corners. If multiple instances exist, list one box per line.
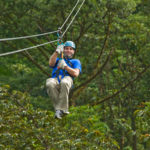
left=0, top=0, right=150, bottom=149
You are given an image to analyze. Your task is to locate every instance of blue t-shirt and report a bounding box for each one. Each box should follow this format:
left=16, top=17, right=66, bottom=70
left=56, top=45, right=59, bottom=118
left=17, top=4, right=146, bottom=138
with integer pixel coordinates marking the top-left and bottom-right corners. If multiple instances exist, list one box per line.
left=50, top=58, right=82, bottom=79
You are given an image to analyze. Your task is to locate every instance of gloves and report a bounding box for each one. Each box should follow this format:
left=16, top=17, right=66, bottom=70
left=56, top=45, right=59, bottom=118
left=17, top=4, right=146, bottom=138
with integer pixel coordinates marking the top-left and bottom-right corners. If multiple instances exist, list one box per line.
left=58, top=59, right=67, bottom=69
left=56, top=44, right=64, bottom=54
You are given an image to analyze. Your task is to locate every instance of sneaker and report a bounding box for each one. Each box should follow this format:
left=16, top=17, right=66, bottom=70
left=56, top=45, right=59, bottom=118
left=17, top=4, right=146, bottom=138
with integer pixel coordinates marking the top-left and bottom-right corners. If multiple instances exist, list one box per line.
left=54, top=110, right=63, bottom=119
left=62, top=111, right=70, bottom=115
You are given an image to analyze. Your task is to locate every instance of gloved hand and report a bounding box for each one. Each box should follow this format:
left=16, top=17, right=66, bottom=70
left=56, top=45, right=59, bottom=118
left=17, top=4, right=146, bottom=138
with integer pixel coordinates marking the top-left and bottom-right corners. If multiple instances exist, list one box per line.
left=58, top=59, right=67, bottom=69
left=56, top=44, right=64, bottom=54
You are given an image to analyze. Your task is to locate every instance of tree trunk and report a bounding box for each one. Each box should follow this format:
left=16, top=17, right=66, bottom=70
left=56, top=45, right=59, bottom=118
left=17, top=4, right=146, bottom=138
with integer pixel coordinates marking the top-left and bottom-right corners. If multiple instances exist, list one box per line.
left=131, top=111, right=137, bottom=150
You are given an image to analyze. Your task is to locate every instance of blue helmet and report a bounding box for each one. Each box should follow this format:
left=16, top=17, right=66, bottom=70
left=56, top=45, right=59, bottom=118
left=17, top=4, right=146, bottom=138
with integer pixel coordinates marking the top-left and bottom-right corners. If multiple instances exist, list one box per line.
left=64, top=41, right=76, bottom=50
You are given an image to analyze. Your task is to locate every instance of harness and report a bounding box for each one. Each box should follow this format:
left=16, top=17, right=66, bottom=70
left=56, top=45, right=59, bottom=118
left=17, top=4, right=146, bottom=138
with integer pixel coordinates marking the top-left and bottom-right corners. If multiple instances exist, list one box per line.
left=55, top=59, right=73, bottom=83
left=56, top=29, right=74, bottom=83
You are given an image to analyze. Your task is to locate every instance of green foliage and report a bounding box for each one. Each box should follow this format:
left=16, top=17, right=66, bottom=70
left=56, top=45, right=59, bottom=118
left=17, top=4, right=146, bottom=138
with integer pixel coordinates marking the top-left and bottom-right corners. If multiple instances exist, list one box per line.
left=134, top=102, right=150, bottom=150
left=0, top=86, right=119, bottom=149
left=0, top=0, right=150, bottom=149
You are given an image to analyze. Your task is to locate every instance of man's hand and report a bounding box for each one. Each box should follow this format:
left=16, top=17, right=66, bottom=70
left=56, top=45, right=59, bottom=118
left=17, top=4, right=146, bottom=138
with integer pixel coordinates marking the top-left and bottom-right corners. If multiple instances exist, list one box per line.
left=56, top=44, right=64, bottom=54
left=58, top=59, right=67, bottom=69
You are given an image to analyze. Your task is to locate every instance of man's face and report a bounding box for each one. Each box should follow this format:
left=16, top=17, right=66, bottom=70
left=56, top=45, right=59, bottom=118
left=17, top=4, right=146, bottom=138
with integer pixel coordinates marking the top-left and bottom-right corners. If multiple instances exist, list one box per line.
left=64, top=46, right=75, bottom=57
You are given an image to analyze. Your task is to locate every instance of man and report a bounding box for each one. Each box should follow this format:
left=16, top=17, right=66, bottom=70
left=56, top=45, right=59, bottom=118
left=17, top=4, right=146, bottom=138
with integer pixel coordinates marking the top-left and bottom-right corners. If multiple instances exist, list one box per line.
left=46, top=41, right=82, bottom=119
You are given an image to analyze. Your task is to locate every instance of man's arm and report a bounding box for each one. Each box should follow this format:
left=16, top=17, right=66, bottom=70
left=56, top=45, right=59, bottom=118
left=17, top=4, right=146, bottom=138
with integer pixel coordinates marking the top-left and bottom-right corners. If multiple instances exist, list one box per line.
left=49, top=44, right=64, bottom=67
left=49, top=52, right=58, bottom=67
left=64, top=66, right=80, bottom=77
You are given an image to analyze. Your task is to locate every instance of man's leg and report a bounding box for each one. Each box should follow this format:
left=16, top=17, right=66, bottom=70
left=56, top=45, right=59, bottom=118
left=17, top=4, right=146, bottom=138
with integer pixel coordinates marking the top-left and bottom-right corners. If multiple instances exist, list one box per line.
left=46, top=78, right=60, bottom=110
left=57, top=76, right=73, bottom=113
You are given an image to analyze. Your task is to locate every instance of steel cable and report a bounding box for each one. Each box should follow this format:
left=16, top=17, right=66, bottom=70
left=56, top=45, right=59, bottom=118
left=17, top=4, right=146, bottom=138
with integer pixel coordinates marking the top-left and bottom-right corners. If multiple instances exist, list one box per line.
left=0, top=0, right=80, bottom=42
left=0, top=0, right=85, bottom=57
left=59, top=0, right=80, bottom=30
left=61, top=0, right=85, bottom=38
left=0, top=30, right=58, bottom=42
left=0, top=40, right=58, bottom=57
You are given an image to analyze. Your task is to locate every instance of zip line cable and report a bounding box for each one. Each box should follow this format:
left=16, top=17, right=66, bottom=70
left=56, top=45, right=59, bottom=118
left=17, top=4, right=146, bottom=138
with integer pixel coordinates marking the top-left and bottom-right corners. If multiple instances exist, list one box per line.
left=59, top=0, right=80, bottom=30
left=61, top=0, right=85, bottom=38
left=0, top=30, right=58, bottom=42
left=0, top=40, right=58, bottom=57
left=0, top=0, right=85, bottom=57
left=0, top=0, right=80, bottom=42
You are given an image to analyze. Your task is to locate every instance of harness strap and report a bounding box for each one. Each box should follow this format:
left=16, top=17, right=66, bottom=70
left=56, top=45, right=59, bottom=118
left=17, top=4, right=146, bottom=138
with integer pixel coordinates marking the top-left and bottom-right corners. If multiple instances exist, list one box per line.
left=66, top=59, right=73, bottom=67
left=56, top=68, right=61, bottom=83
left=55, top=59, right=73, bottom=83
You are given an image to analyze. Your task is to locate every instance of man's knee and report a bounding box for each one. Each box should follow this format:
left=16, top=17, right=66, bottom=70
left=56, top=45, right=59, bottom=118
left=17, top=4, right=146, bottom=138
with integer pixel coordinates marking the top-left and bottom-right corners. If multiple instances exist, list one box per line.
left=61, top=80, right=69, bottom=87
left=61, top=77, right=73, bottom=88
left=46, top=78, right=57, bottom=89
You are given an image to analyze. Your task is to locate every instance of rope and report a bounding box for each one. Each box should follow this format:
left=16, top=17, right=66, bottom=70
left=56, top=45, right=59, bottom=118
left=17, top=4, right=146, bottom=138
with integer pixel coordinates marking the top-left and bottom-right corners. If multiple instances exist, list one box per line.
left=61, top=0, right=85, bottom=38
left=0, top=0, right=85, bottom=57
left=0, top=30, right=58, bottom=42
left=0, top=39, right=58, bottom=57
left=59, top=0, right=80, bottom=30
left=0, top=0, right=80, bottom=42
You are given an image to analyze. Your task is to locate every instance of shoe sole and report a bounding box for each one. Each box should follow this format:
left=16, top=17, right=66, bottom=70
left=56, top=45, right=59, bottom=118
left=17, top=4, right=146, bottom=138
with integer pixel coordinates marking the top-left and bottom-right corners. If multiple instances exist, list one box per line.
left=55, top=116, right=62, bottom=119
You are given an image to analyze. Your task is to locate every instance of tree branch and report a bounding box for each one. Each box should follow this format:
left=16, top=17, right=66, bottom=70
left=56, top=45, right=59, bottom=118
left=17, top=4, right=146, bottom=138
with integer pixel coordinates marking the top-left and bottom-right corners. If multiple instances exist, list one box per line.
left=91, top=64, right=150, bottom=106
left=95, top=13, right=113, bottom=68
left=70, top=48, right=114, bottom=99
left=37, top=22, right=56, bottom=50
left=3, top=41, right=49, bottom=77
left=22, top=51, right=49, bottom=76
left=7, top=14, right=50, bottom=61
